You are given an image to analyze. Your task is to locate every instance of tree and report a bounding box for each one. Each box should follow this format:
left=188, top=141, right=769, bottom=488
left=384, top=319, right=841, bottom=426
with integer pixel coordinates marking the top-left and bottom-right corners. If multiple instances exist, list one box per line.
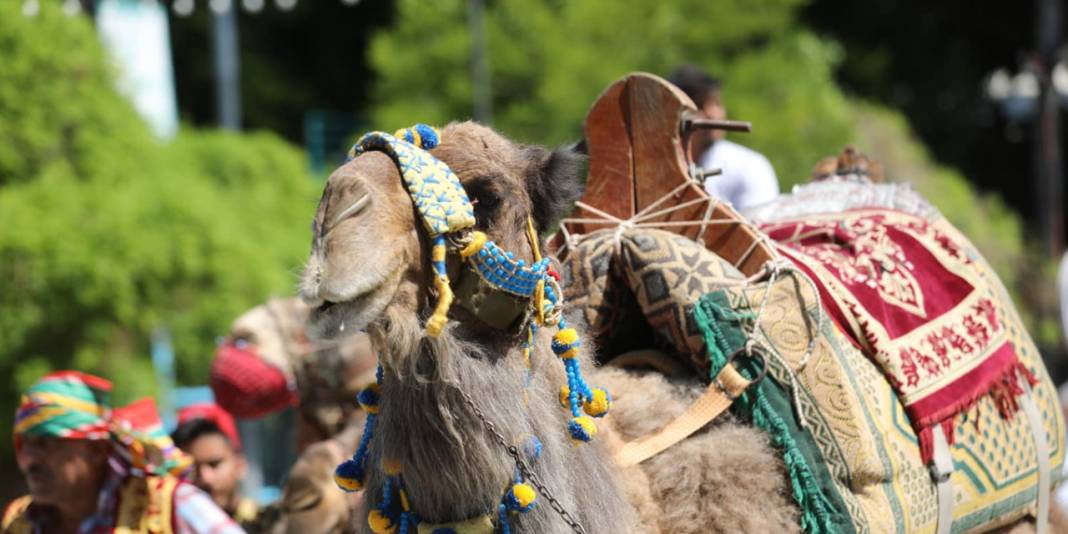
left=368, top=0, right=854, bottom=189
left=366, top=0, right=1045, bottom=352
left=0, top=2, right=317, bottom=487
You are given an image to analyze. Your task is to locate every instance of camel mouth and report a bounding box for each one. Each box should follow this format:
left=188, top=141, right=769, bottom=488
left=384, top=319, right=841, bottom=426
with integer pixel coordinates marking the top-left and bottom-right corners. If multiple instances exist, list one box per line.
left=305, top=268, right=403, bottom=341
left=307, top=294, right=372, bottom=340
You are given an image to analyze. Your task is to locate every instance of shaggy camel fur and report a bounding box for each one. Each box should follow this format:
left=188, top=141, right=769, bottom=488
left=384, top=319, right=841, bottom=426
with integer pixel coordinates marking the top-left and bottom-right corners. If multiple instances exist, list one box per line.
left=299, top=121, right=796, bottom=533
left=217, top=299, right=377, bottom=534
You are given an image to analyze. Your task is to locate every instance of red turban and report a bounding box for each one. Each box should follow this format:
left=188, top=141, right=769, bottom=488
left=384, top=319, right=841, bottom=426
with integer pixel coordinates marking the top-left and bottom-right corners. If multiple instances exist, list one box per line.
left=176, top=402, right=242, bottom=451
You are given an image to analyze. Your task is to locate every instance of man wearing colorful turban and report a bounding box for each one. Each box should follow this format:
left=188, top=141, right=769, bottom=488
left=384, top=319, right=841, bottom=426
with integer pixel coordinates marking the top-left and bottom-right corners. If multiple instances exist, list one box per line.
left=1, top=370, right=246, bottom=534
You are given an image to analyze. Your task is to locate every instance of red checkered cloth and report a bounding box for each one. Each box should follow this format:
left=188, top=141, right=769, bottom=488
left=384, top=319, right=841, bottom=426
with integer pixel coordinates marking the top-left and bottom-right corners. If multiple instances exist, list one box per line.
left=761, top=208, right=1036, bottom=463
left=210, top=343, right=296, bottom=419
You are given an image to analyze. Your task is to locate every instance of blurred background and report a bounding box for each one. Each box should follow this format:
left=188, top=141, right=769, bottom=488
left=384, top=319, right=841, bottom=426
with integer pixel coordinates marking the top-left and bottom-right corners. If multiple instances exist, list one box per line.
left=1, top=0, right=1066, bottom=501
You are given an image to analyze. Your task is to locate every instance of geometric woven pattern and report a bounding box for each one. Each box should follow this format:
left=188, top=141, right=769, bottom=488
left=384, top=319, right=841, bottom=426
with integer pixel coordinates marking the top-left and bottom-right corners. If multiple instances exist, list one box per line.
left=556, top=213, right=1064, bottom=532
left=348, top=131, right=475, bottom=237
left=558, top=229, right=630, bottom=342
left=719, top=217, right=1065, bottom=533
left=615, top=229, right=746, bottom=376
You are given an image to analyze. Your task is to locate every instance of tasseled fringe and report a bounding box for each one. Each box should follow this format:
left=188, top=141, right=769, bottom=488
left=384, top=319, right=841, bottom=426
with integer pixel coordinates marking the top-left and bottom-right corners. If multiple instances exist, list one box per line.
left=693, top=295, right=840, bottom=534
left=916, top=360, right=1038, bottom=464
left=750, top=391, right=839, bottom=534
left=917, top=419, right=957, bottom=466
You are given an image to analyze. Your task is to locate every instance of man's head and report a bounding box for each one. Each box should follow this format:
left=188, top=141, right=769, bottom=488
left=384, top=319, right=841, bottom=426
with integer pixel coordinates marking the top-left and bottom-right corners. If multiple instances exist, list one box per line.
left=15, top=435, right=110, bottom=506
left=172, top=407, right=247, bottom=511
left=668, top=65, right=728, bottom=150
left=13, top=371, right=114, bottom=507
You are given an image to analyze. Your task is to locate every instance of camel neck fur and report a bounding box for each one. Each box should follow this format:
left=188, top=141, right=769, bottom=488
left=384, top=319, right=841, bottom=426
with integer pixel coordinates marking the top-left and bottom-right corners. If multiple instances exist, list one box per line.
left=362, top=301, right=633, bottom=533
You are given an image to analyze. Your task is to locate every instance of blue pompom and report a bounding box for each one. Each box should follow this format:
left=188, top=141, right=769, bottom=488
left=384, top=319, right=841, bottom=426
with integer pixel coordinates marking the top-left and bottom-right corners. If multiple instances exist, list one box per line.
left=334, top=458, right=366, bottom=492
left=414, top=124, right=439, bottom=149
left=524, top=436, right=543, bottom=461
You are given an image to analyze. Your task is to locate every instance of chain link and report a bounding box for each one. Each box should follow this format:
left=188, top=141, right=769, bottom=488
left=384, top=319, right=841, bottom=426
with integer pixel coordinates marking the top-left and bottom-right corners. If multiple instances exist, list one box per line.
left=459, top=389, right=588, bottom=534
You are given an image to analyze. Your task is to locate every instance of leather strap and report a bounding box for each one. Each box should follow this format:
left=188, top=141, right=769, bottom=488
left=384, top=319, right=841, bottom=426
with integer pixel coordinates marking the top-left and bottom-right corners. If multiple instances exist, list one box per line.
left=614, top=363, right=749, bottom=467
left=1020, top=381, right=1050, bottom=534
left=931, top=424, right=955, bottom=534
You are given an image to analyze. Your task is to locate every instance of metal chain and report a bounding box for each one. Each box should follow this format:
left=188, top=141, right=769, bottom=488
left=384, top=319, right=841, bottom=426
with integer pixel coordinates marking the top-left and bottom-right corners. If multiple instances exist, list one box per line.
left=458, top=389, right=588, bottom=534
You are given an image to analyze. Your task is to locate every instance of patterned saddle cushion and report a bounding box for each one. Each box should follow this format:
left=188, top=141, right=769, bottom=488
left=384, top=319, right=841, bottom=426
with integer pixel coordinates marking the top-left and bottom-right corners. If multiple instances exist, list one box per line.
left=708, top=227, right=1066, bottom=533
left=559, top=228, right=746, bottom=372
left=558, top=226, right=1065, bottom=533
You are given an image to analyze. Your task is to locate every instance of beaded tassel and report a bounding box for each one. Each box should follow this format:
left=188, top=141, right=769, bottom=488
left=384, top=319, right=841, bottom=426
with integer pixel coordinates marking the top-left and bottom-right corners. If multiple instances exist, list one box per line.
left=334, top=366, right=384, bottom=491
left=426, top=235, right=454, bottom=337
left=551, top=318, right=610, bottom=444
left=498, top=503, right=512, bottom=534
left=368, top=476, right=397, bottom=534
left=397, top=475, right=414, bottom=534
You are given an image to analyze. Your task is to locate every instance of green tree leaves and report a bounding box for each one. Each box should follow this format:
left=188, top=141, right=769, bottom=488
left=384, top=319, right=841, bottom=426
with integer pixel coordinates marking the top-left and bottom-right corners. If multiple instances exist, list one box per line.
left=367, top=0, right=852, bottom=190
left=0, top=2, right=316, bottom=461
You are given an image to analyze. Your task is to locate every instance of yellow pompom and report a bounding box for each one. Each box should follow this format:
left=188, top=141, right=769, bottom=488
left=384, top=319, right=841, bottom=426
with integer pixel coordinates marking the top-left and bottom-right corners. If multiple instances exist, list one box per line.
left=559, top=347, right=579, bottom=360
left=382, top=456, right=402, bottom=476
left=559, top=385, right=570, bottom=408
left=333, top=473, right=363, bottom=492
left=583, top=388, right=610, bottom=418
left=368, top=509, right=397, bottom=534
left=459, top=231, right=487, bottom=258
left=569, top=415, right=597, bottom=443
left=554, top=328, right=579, bottom=345
left=511, top=482, right=537, bottom=508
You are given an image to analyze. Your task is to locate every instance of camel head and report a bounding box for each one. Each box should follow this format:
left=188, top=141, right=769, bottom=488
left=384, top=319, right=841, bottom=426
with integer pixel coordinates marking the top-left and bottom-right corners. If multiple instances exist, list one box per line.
left=300, top=121, right=584, bottom=342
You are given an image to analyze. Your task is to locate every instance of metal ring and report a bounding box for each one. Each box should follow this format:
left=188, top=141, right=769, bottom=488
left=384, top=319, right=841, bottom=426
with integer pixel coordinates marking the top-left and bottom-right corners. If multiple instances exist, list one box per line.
left=725, top=344, right=769, bottom=385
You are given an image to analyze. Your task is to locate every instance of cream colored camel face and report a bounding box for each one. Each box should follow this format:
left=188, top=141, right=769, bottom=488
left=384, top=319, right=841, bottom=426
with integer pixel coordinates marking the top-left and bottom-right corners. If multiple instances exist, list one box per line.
left=300, top=121, right=586, bottom=340
left=227, top=297, right=309, bottom=376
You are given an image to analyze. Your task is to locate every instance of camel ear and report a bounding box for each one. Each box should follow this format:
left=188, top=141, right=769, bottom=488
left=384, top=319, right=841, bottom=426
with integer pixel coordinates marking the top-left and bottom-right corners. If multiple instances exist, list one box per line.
left=525, top=144, right=587, bottom=234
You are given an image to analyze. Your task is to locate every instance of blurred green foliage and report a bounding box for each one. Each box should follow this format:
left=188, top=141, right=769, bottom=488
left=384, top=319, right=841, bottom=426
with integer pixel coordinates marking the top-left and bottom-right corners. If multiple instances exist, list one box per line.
left=369, top=0, right=853, bottom=189
left=0, top=1, right=316, bottom=460
left=370, top=0, right=1048, bottom=345
left=0, top=0, right=1054, bottom=489
left=850, top=104, right=1061, bottom=348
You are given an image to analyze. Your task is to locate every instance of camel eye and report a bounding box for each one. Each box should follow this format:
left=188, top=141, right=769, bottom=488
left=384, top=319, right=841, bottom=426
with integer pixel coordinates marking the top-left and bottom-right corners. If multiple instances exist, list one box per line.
left=465, top=177, right=501, bottom=222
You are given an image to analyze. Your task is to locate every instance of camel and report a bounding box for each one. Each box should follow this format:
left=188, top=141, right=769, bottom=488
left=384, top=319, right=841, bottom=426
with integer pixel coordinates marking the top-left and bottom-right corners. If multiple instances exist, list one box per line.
left=298, top=121, right=799, bottom=533
left=211, top=298, right=377, bottom=533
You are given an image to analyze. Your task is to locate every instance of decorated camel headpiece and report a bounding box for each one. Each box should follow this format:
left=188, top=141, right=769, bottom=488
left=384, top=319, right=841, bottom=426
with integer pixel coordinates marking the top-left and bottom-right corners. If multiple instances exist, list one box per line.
left=331, top=125, right=609, bottom=534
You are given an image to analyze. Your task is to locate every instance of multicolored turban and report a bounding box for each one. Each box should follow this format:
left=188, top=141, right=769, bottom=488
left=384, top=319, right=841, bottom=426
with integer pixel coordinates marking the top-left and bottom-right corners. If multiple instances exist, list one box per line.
left=15, top=371, right=112, bottom=440
left=14, top=370, right=191, bottom=477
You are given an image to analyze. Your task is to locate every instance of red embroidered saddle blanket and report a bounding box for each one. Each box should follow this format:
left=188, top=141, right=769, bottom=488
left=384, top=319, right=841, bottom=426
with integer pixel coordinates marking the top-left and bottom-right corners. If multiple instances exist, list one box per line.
left=760, top=208, right=1036, bottom=462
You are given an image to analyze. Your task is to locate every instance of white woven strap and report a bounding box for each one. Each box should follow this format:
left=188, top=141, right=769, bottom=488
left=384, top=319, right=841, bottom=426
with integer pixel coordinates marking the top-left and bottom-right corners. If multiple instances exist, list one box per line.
left=1020, top=381, right=1050, bottom=534
left=931, top=425, right=955, bottom=534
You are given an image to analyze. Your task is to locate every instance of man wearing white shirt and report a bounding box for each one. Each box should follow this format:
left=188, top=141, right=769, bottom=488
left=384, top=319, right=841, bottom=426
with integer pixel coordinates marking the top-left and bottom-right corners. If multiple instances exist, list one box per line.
left=669, top=65, right=780, bottom=210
